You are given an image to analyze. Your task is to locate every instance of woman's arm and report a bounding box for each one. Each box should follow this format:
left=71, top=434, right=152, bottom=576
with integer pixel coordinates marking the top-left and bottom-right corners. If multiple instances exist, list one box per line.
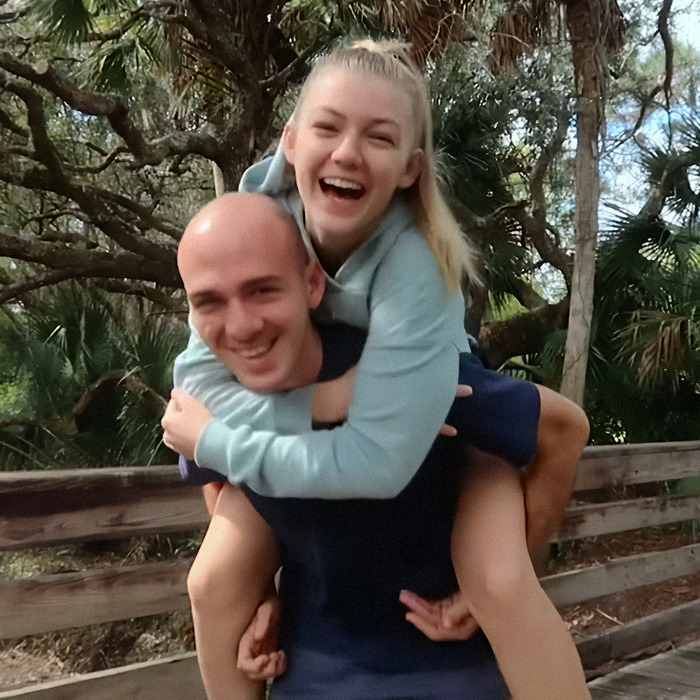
left=188, top=234, right=466, bottom=499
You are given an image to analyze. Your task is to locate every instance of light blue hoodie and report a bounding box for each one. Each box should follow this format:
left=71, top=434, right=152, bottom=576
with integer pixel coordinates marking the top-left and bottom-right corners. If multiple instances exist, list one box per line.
left=173, top=150, right=470, bottom=498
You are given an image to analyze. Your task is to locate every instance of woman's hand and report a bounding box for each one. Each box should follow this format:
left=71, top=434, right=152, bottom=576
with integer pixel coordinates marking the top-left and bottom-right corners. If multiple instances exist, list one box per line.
left=399, top=588, right=479, bottom=641
left=161, top=388, right=213, bottom=460
left=439, top=384, right=473, bottom=437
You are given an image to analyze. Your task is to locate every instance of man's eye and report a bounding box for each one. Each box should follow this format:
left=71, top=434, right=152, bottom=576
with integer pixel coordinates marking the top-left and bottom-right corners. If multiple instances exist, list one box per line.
left=251, top=286, right=280, bottom=298
left=192, top=300, right=219, bottom=312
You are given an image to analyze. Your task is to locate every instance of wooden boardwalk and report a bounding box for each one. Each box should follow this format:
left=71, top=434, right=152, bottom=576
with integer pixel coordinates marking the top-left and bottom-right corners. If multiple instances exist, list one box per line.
left=588, top=639, right=700, bottom=699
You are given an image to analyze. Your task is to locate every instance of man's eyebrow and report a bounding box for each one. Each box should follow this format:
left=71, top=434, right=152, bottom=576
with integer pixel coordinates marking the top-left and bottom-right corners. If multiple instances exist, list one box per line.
left=240, top=275, right=286, bottom=290
left=187, top=290, right=219, bottom=304
left=247, top=275, right=284, bottom=284
left=188, top=276, right=283, bottom=302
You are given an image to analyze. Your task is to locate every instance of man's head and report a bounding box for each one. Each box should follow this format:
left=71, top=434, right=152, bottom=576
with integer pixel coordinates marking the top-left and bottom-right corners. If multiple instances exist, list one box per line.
left=178, top=192, right=325, bottom=394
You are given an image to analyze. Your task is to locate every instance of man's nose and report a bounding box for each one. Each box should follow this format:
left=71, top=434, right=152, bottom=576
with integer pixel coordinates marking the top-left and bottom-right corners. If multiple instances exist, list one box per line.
left=224, top=303, right=263, bottom=340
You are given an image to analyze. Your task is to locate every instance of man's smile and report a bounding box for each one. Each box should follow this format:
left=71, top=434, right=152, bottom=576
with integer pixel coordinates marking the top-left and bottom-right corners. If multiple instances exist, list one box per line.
left=235, top=341, right=274, bottom=360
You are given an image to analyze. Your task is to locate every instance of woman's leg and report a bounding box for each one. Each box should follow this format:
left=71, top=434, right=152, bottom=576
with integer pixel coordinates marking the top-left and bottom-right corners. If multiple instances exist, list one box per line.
left=452, top=450, right=590, bottom=700
left=524, top=386, right=589, bottom=568
left=187, top=483, right=279, bottom=700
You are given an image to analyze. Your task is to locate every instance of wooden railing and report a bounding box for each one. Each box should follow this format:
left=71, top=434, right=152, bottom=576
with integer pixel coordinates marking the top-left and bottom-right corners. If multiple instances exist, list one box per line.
left=1, top=441, right=699, bottom=699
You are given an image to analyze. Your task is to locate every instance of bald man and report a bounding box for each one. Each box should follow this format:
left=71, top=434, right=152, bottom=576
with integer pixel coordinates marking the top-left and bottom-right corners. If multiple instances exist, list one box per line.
left=163, top=192, right=514, bottom=700
left=162, top=192, right=587, bottom=700
left=163, top=192, right=364, bottom=699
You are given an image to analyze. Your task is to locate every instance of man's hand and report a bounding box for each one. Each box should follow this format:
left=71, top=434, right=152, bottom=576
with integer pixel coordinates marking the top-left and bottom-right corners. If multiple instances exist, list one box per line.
left=439, top=384, right=473, bottom=437
left=161, top=388, right=213, bottom=459
left=399, top=588, right=479, bottom=641
left=238, top=595, right=286, bottom=681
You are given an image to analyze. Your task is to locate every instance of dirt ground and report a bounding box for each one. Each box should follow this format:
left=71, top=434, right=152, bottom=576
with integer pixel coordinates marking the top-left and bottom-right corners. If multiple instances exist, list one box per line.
left=555, top=526, right=700, bottom=679
left=1, top=526, right=698, bottom=691
left=0, top=647, right=74, bottom=691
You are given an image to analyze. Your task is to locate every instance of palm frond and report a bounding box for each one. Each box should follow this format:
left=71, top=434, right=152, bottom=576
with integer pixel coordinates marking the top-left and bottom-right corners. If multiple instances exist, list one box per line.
left=28, top=0, right=94, bottom=43
left=489, top=1, right=542, bottom=75
left=615, top=310, right=694, bottom=391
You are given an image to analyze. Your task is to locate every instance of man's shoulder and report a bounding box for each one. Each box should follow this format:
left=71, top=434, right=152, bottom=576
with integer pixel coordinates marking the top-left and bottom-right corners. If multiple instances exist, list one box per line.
left=317, top=323, right=367, bottom=382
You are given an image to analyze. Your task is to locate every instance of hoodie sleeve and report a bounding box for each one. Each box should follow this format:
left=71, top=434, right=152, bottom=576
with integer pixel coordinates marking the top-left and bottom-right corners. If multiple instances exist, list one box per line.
left=192, top=233, right=465, bottom=499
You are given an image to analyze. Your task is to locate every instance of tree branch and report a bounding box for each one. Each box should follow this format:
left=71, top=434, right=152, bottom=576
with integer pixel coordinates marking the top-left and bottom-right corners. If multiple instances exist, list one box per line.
left=530, top=115, right=568, bottom=226
left=0, top=52, right=222, bottom=167
left=478, top=298, right=570, bottom=369
left=0, top=153, right=178, bottom=261
left=0, top=227, right=180, bottom=302
left=638, top=150, right=696, bottom=219
left=494, top=200, right=574, bottom=282
left=93, top=279, right=187, bottom=312
left=0, top=72, right=64, bottom=175
left=0, top=268, right=77, bottom=303
left=657, top=0, right=674, bottom=109
left=0, top=105, right=28, bottom=137
left=72, top=369, right=168, bottom=431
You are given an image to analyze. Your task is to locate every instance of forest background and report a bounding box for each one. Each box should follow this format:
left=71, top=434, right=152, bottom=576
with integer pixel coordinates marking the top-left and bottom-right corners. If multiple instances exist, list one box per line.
left=0, top=0, right=698, bottom=472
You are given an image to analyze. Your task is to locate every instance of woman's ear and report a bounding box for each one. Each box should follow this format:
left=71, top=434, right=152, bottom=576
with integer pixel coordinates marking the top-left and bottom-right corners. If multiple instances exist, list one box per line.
left=398, top=149, right=425, bottom=189
left=282, top=123, right=297, bottom=165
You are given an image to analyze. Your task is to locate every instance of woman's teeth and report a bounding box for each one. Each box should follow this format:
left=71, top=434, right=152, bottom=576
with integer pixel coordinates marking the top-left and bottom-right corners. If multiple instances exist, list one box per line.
left=323, top=177, right=362, bottom=191
left=321, top=178, right=364, bottom=199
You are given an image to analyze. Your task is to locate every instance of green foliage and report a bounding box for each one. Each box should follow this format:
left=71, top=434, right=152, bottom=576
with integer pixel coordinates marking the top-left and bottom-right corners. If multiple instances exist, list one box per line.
left=512, top=107, right=700, bottom=443
left=3, top=0, right=700, bottom=454
left=29, top=0, right=94, bottom=43
left=0, top=284, right=187, bottom=469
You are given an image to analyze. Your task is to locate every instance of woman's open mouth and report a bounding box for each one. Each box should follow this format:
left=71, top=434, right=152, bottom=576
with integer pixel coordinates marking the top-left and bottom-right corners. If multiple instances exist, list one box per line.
left=320, top=177, right=365, bottom=200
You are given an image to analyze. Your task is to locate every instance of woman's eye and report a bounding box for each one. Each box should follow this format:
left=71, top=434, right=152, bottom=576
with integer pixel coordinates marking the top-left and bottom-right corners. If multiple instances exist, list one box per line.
left=370, top=133, right=394, bottom=145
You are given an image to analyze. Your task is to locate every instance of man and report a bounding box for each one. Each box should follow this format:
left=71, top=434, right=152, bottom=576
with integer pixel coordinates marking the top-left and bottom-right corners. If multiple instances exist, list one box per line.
left=162, top=192, right=511, bottom=699
left=162, top=192, right=588, bottom=700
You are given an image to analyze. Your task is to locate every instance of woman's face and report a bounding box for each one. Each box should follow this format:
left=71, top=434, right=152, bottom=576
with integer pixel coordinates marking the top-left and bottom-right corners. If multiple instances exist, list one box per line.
left=282, top=67, right=423, bottom=270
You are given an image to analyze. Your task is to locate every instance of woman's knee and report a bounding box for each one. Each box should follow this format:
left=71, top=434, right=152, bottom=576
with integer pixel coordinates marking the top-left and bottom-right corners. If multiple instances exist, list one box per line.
left=538, top=387, right=589, bottom=448
left=187, top=552, right=230, bottom=611
left=463, top=552, right=537, bottom=616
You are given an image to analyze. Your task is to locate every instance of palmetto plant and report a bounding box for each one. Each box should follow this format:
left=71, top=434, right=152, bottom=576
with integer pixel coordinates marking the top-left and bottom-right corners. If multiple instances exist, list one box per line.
left=506, top=110, right=700, bottom=443
left=588, top=113, right=700, bottom=442
left=0, top=284, right=187, bottom=469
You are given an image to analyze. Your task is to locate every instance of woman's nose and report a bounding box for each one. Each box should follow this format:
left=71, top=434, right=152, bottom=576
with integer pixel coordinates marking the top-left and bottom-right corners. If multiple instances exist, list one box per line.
left=331, top=133, right=362, bottom=167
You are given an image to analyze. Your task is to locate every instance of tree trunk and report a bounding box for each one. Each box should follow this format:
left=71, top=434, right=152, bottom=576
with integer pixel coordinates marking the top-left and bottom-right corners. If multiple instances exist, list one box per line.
left=560, top=0, right=605, bottom=406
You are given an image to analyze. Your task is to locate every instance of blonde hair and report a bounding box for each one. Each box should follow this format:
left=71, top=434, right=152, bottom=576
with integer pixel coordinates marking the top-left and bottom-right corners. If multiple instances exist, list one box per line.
left=295, top=39, right=479, bottom=292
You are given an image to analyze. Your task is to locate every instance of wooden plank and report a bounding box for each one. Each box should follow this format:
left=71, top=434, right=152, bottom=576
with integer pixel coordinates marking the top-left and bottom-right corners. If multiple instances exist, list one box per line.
left=0, top=559, right=193, bottom=639
left=575, top=441, right=700, bottom=491
left=576, top=598, right=700, bottom=668
left=0, top=441, right=696, bottom=549
left=555, top=492, right=700, bottom=542
left=0, top=652, right=205, bottom=700
left=542, top=543, right=700, bottom=607
left=588, top=638, right=700, bottom=699
left=0, top=466, right=209, bottom=551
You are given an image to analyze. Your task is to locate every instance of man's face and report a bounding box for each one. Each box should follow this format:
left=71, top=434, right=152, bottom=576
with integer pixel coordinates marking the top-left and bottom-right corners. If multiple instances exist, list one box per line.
left=179, top=202, right=324, bottom=394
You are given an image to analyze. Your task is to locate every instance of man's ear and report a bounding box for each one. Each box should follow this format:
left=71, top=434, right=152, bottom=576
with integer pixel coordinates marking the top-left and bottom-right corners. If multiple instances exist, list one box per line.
left=282, top=123, right=297, bottom=165
left=398, top=149, right=424, bottom=189
left=306, top=259, right=325, bottom=309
